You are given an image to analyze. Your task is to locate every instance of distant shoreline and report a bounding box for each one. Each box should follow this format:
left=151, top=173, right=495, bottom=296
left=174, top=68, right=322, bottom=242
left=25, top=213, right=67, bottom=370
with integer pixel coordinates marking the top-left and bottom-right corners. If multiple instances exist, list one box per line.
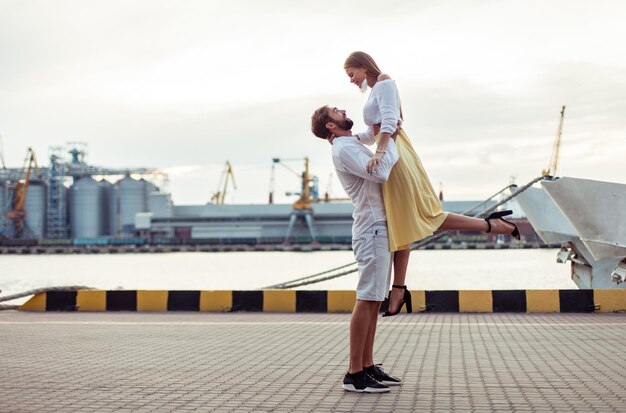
left=0, top=242, right=561, bottom=255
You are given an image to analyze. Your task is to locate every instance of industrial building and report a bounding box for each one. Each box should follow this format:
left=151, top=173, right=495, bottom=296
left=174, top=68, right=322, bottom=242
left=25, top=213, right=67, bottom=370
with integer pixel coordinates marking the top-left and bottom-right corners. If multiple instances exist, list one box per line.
left=0, top=144, right=163, bottom=241
left=140, top=200, right=504, bottom=245
left=3, top=145, right=526, bottom=247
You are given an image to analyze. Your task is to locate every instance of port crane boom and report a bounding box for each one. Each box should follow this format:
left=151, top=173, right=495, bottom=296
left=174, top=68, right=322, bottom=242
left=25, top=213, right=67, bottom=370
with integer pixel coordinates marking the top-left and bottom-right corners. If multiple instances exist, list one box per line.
left=6, top=147, right=42, bottom=236
left=211, top=161, right=236, bottom=204
left=269, top=157, right=319, bottom=209
left=542, top=105, right=566, bottom=177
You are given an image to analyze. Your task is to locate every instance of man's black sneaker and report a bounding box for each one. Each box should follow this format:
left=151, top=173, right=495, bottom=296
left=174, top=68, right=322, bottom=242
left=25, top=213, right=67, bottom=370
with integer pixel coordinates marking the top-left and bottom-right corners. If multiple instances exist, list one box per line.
left=364, top=364, right=402, bottom=386
left=342, top=370, right=390, bottom=393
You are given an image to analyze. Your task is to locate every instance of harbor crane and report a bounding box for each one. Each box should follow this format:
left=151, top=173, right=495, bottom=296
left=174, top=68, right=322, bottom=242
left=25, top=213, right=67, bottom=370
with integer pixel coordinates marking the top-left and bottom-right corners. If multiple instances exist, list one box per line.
left=211, top=161, right=236, bottom=204
left=323, top=173, right=350, bottom=203
left=269, top=157, right=349, bottom=244
left=542, top=105, right=566, bottom=177
left=5, top=147, right=42, bottom=237
left=269, top=157, right=351, bottom=206
left=269, top=157, right=321, bottom=244
left=269, top=157, right=319, bottom=209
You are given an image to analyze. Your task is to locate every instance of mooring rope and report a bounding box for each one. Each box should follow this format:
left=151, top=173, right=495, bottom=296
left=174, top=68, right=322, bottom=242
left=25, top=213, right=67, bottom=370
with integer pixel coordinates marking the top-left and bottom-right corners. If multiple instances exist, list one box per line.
left=263, top=175, right=550, bottom=289
left=0, top=286, right=94, bottom=310
left=263, top=262, right=358, bottom=289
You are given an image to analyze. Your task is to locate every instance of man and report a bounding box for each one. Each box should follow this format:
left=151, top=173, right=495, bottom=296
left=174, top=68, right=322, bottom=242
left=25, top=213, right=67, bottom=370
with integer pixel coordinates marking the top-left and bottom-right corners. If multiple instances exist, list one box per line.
left=311, top=106, right=402, bottom=393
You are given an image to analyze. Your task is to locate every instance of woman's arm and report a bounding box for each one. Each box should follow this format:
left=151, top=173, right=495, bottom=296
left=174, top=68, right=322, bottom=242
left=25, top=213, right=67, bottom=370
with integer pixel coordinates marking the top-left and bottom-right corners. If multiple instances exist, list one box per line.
left=367, top=131, right=393, bottom=173
left=367, top=76, right=401, bottom=173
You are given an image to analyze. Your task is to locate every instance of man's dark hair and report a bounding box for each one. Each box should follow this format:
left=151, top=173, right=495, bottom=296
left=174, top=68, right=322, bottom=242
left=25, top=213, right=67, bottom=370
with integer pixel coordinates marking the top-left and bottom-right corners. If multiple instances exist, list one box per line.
left=311, top=105, right=333, bottom=139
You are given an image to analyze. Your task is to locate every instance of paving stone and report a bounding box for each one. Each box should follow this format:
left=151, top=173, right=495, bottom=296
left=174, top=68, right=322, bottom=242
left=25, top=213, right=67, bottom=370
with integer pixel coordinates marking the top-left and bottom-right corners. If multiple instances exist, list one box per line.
left=1, top=311, right=626, bottom=411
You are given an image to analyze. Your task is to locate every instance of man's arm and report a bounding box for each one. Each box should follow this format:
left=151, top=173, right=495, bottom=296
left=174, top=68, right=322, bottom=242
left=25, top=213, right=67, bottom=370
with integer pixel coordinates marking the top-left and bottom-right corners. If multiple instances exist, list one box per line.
left=338, top=140, right=399, bottom=184
left=355, top=127, right=375, bottom=145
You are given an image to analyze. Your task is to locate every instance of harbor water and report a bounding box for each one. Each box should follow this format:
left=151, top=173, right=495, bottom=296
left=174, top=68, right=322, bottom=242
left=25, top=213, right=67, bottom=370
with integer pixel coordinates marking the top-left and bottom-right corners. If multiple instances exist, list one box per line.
left=0, top=249, right=576, bottom=305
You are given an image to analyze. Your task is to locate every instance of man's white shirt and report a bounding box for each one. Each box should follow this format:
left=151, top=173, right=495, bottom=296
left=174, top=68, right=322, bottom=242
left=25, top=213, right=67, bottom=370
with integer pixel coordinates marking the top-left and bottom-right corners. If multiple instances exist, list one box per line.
left=331, top=135, right=399, bottom=238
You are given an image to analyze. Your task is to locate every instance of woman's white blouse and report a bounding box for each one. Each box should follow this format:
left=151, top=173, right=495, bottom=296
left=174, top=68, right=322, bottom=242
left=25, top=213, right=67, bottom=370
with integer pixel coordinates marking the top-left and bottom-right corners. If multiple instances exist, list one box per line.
left=363, top=79, right=401, bottom=135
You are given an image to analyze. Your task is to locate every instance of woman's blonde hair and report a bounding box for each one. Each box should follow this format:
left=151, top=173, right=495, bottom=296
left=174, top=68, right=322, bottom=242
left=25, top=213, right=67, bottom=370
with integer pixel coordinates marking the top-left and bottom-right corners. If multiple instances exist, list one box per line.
left=344, top=51, right=404, bottom=120
left=344, top=51, right=382, bottom=78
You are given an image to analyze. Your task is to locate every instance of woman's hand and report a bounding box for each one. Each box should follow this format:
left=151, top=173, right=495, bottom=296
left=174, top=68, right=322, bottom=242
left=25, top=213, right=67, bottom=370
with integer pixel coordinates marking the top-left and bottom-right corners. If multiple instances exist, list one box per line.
left=366, top=151, right=384, bottom=174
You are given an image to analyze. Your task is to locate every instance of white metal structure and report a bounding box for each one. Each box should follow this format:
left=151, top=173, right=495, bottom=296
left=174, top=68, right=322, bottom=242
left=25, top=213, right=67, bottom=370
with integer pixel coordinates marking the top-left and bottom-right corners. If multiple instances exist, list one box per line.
left=515, top=177, right=626, bottom=288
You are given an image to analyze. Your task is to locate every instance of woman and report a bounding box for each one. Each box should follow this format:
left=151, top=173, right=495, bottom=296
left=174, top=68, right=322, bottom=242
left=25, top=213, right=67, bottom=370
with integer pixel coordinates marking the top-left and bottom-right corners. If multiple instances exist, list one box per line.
left=344, top=51, right=519, bottom=316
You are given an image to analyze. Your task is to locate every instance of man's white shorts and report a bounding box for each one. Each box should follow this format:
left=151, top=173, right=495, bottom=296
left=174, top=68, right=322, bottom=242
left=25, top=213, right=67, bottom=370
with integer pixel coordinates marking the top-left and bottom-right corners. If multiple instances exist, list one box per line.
left=352, top=222, right=393, bottom=302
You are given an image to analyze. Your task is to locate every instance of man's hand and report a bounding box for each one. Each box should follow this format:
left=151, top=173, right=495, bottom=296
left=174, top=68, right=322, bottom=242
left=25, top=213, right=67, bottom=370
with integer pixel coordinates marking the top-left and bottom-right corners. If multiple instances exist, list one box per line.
left=366, top=151, right=383, bottom=174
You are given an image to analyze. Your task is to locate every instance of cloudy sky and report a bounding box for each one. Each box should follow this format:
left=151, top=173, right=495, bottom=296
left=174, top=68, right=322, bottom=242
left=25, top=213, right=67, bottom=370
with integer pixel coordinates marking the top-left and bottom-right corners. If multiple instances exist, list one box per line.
left=1, top=0, right=625, bottom=205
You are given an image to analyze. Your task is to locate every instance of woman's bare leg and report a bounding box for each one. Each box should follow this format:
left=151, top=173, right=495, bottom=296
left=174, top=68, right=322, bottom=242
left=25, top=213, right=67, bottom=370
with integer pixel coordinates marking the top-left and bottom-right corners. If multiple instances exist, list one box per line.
left=388, top=248, right=410, bottom=314
left=438, top=212, right=515, bottom=234
left=386, top=213, right=515, bottom=314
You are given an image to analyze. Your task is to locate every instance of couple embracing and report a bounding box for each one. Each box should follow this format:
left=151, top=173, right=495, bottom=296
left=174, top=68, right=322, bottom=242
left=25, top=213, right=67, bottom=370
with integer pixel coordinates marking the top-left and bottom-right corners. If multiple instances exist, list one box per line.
left=311, top=51, right=519, bottom=393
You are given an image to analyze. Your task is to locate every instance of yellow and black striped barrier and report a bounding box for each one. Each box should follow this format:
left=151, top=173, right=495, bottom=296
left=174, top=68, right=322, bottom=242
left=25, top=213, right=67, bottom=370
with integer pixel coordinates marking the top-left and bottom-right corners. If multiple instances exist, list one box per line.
left=17, top=289, right=626, bottom=313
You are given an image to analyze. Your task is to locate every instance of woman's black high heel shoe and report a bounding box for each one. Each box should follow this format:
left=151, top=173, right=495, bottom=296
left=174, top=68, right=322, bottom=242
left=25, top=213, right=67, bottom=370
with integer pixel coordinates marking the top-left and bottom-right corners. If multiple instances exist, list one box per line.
left=382, top=285, right=412, bottom=317
left=484, top=209, right=521, bottom=240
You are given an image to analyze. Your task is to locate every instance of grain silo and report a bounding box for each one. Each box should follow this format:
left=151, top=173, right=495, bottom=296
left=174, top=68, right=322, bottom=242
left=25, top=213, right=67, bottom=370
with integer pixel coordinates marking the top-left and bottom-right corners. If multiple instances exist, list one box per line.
left=118, top=176, right=148, bottom=232
left=146, top=181, right=158, bottom=194
left=24, top=180, right=47, bottom=238
left=70, top=177, right=105, bottom=238
left=98, top=179, right=115, bottom=236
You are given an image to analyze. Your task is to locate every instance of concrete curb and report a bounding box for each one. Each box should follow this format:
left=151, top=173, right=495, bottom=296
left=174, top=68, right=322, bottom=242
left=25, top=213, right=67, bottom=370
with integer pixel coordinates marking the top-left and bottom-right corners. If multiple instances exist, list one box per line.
left=17, top=289, right=626, bottom=313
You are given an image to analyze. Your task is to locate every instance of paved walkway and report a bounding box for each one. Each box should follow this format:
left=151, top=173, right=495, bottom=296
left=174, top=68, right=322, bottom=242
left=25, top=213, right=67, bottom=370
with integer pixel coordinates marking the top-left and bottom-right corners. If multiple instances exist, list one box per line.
left=1, top=311, right=626, bottom=412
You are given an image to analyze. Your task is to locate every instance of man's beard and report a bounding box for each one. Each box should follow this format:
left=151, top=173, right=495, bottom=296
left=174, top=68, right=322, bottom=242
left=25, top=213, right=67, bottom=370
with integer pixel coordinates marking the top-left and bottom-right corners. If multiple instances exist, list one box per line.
left=337, top=118, right=354, bottom=131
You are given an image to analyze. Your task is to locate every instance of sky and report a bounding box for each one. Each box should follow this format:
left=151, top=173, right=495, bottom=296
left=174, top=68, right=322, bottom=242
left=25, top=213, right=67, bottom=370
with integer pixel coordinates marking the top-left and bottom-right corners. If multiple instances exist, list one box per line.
left=1, top=0, right=625, bottom=205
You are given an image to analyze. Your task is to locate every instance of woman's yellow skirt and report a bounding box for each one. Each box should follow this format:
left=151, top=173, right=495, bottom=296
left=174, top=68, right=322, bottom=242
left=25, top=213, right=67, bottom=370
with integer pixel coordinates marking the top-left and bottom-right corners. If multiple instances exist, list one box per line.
left=382, top=129, right=448, bottom=251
